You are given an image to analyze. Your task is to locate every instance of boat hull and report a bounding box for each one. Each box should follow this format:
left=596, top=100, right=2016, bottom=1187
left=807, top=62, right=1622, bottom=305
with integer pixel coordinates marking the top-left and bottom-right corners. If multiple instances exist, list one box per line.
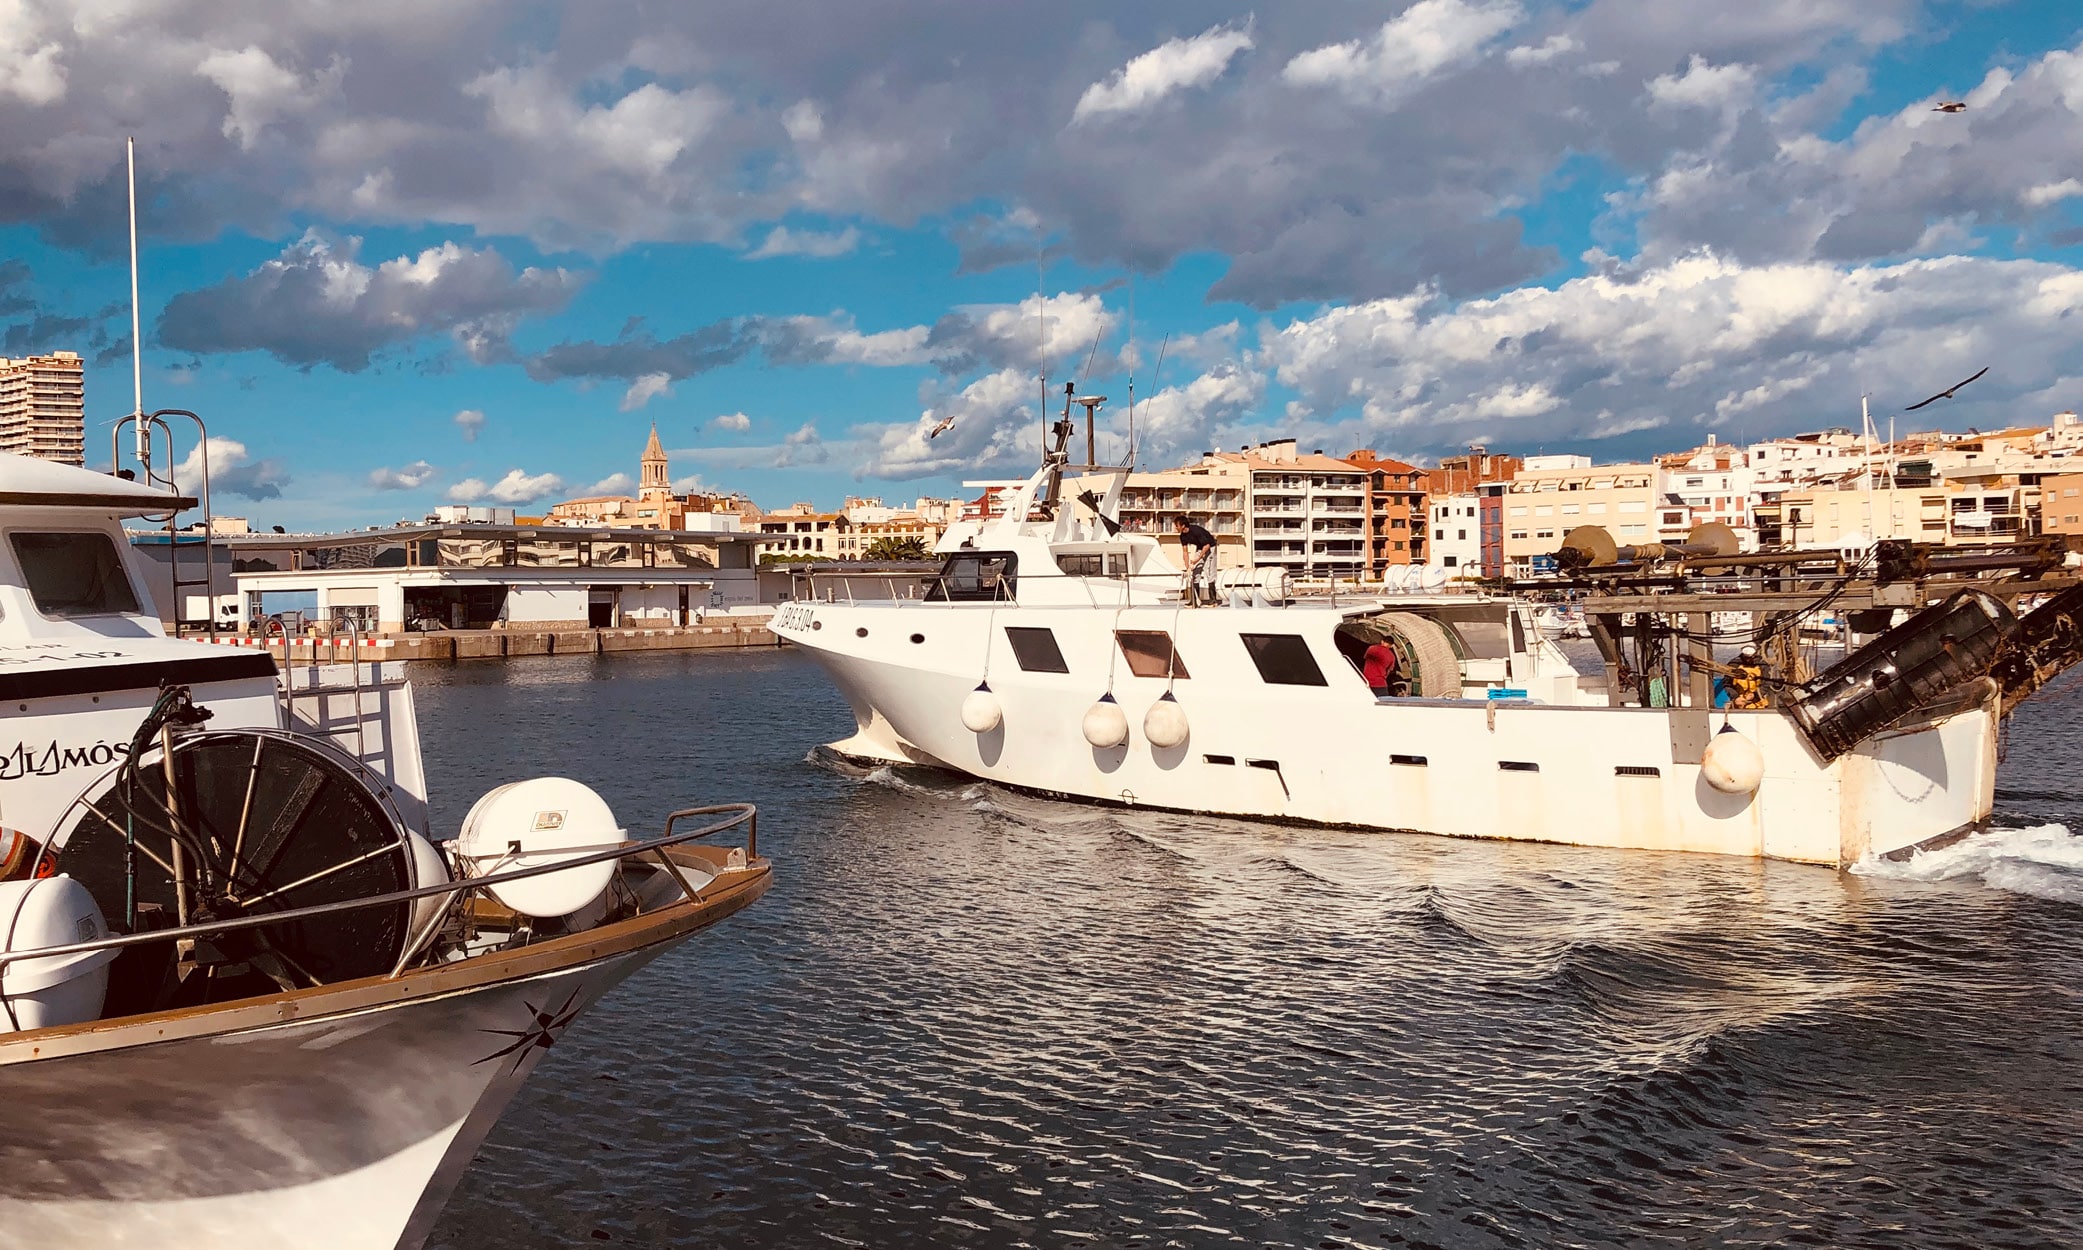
left=782, top=603, right=1997, bottom=867
left=0, top=858, right=768, bottom=1250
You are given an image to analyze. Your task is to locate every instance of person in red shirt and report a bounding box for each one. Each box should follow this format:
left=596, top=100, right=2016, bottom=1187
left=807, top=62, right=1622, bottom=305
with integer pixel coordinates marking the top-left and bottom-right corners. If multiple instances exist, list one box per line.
left=1363, top=639, right=1400, bottom=697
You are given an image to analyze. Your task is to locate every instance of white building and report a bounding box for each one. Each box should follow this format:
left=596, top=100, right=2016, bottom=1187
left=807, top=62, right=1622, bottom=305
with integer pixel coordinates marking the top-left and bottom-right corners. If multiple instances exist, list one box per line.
left=0, top=351, right=85, bottom=466
left=224, top=521, right=775, bottom=633
left=1428, top=493, right=1481, bottom=571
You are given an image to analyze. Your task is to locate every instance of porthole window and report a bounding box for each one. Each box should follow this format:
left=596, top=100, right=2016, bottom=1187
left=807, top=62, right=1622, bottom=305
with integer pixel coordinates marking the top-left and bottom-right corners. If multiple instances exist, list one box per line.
left=1005, top=626, right=1070, bottom=673
left=1238, top=633, right=1326, bottom=686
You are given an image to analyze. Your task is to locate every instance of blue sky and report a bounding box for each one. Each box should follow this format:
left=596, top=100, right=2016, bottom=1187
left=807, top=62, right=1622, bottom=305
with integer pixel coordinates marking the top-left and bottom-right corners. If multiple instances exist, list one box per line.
left=2, top=0, right=2081, bottom=529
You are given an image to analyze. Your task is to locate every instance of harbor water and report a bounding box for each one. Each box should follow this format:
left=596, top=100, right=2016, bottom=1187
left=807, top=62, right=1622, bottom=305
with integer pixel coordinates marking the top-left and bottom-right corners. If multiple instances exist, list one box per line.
left=420, top=650, right=2083, bottom=1249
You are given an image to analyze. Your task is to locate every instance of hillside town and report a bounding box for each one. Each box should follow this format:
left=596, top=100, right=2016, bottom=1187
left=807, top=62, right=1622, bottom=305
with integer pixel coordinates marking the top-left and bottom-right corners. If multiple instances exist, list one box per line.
left=11, top=347, right=2083, bottom=626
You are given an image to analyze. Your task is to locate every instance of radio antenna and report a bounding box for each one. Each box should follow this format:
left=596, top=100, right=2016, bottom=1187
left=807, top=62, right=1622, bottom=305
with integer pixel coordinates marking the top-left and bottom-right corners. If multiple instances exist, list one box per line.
left=127, top=136, right=146, bottom=467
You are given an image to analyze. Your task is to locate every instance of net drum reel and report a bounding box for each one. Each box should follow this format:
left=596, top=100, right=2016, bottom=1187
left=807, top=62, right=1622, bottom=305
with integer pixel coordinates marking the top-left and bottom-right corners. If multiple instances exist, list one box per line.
left=41, top=712, right=448, bottom=1014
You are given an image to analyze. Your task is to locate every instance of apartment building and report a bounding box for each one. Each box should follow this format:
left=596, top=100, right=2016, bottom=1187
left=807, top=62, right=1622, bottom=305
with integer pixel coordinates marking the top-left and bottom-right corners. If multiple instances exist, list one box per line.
left=1201, top=439, right=1370, bottom=579
left=1344, top=449, right=1427, bottom=574
left=1500, top=455, right=1659, bottom=573
left=1658, top=437, right=1757, bottom=549
left=1116, top=463, right=1250, bottom=569
left=0, top=350, right=85, bottom=465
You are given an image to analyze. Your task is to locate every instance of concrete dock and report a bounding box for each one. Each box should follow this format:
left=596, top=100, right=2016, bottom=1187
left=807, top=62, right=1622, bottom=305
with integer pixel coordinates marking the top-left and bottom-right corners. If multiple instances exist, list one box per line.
left=208, top=618, right=780, bottom=663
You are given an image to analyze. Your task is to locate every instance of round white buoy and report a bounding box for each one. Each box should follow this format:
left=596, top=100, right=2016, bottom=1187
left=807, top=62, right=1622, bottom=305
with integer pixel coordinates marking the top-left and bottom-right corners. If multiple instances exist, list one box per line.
left=1083, top=694, right=1130, bottom=748
left=1143, top=692, right=1190, bottom=749
left=960, top=682, right=1003, bottom=733
left=1701, top=726, right=1765, bottom=795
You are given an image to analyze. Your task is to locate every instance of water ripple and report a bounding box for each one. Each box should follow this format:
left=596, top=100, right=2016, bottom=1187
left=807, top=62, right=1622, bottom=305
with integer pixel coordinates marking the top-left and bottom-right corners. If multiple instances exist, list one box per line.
left=409, top=651, right=2083, bottom=1249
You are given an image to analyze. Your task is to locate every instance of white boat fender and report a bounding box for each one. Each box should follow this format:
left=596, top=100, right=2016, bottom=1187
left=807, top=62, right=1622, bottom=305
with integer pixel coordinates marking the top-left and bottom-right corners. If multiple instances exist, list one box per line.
left=1143, top=692, right=1190, bottom=749
left=1083, top=693, right=1130, bottom=749
left=457, top=778, right=629, bottom=919
left=961, top=682, right=1003, bottom=734
left=1701, top=726, right=1765, bottom=795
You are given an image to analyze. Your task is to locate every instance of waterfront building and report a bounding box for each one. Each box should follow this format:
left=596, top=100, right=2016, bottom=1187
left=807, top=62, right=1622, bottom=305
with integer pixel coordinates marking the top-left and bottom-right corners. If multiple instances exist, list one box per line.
left=755, top=503, right=843, bottom=558
left=0, top=350, right=84, bottom=465
left=544, top=425, right=747, bottom=531
left=1194, top=439, right=1369, bottom=580
left=225, top=520, right=773, bottom=632
left=1658, top=437, right=1757, bottom=549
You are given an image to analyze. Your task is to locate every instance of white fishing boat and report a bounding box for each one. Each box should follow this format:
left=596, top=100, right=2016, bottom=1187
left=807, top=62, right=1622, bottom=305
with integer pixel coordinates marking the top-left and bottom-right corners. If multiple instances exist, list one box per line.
left=1534, top=603, right=1590, bottom=640
left=0, top=439, right=769, bottom=1250
left=773, top=388, right=2083, bottom=868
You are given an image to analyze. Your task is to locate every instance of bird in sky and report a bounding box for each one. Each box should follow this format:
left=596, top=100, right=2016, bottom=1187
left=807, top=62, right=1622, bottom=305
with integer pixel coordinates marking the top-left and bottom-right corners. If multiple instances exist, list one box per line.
left=1905, top=366, right=1990, bottom=411
left=1933, top=101, right=1966, bottom=113
left=927, top=415, right=956, bottom=439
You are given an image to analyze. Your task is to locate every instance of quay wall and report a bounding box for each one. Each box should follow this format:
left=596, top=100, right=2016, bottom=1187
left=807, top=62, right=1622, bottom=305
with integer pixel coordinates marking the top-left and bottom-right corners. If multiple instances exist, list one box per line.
left=205, top=619, right=779, bottom=663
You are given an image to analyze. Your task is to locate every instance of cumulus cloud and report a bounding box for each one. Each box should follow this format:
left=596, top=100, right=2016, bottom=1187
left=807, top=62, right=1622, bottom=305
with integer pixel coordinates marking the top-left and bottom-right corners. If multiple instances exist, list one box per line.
left=367, top=459, right=438, bottom=490
left=746, top=224, right=861, bottom=259
left=449, top=469, right=567, bottom=505
left=158, top=232, right=584, bottom=371
left=583, top=471, right=635, bottom=496
left=0, top=0, right=1987, bottom=313
left=528, top=291, right=1109, bottom=385
left=1072, top=22, right=1255, bottom=123
left=454, top=408, right=486, bottom=441
left=620, top=372, right=674, bottom=411
left=711, top=411, right=752, bottom=432
left=174, top=436, right=290, bottom=501
left=1283, top=0, right=1521, bottom=104
left=775, top=421, right=829, bottom=468
left=1256, top=251, right=2083, bottom=459
left=1505, top=34, right=1577, bottom=68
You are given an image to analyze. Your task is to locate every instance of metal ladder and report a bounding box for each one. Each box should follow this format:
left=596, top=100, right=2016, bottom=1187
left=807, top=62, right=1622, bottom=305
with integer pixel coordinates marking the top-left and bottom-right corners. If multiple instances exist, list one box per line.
left=112, top=409, right=217, bottom=641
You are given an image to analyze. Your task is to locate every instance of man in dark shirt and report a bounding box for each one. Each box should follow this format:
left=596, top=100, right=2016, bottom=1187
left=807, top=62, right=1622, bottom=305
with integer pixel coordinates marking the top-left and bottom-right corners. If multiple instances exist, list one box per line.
left=1175, top=516, right=1217, bottom=605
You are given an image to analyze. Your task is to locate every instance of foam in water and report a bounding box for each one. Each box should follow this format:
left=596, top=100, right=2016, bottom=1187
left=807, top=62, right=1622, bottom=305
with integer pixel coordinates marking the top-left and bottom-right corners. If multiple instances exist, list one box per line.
left=1852, top=823, right=2083, bottom=905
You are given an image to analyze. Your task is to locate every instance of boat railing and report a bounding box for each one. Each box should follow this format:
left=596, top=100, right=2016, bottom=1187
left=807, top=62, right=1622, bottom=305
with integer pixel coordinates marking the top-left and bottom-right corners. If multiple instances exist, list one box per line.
left=0, top=803, right=759, bottom=985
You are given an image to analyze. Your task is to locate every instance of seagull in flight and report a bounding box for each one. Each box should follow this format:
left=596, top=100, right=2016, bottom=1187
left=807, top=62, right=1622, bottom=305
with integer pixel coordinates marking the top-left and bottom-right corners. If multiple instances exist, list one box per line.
left=1932, top=101, right=1966, bottom=113
left=927, top=415, right=956, bottom=439
left=1905, top=366, right=1989, bottom=411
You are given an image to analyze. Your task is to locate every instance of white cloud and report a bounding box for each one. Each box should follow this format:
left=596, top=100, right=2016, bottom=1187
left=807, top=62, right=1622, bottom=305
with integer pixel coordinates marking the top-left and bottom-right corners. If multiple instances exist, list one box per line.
left=583, top=472, right=635, bottom=496
left=1645, top=56, right=1757, bottom=115
left=449, top=468, right=567, bottom=505
left=746, top=224, right=861, bottom=259
left=711, top=411, right=752, bottom=432
left=1284, top=0, right=1521, bottom=103
left=158, top=232, right=582, bottom=371
left=2022, top=178, right=2083, bottom=209
left=0, top=6, right=66, bottom=106
left=367, top=459, right=438, bottom=490
left=619, top=372, right=674, bottom=411
left=775, top=421, right=829, bottom=468
left=454, top=408, right=486, bottom=441
left=173, top=436, right=290, bottom=501
left=1256, top=250, right=2083, bottom=456
left=196, top=46, right=344, bottom=150
left=1505, top=34, right=1578, bottom=68
left=1072, top=22, right=1255, bottom=123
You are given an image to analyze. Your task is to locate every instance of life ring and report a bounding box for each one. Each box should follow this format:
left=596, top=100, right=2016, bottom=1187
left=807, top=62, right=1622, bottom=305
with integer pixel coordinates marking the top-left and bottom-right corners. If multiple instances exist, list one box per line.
left=0, top=828, right=52, bottom=882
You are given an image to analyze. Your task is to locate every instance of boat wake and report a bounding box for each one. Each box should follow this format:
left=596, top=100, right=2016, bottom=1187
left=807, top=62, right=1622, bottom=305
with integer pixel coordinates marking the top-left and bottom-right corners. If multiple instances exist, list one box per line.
left=1852, top=823, right=2083, bottom=905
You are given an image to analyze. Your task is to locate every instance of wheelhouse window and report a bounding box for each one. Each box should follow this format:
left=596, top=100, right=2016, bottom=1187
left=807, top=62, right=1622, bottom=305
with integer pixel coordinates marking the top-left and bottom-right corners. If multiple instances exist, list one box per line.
left=926, top=552, right=1017, bottom=602
left=1005, top=626, right=1069, bottom=673
left=1116, top=630, right=1188, bottom=679
left=1239, top=633, right=1326, bottom=686
left=12, top=531, right=142, bottom=618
